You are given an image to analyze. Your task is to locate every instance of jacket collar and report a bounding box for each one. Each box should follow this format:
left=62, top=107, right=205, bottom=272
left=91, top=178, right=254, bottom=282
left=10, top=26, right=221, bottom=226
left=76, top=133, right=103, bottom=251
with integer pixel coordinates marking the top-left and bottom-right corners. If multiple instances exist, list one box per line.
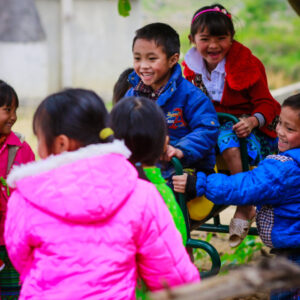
left=225, top=41, right=261, bottom=90
left=128, top=63, right=183, bottom=106
left=7, top=139, right=131, bottom=188
left=5, top=131, right=22, bottom=147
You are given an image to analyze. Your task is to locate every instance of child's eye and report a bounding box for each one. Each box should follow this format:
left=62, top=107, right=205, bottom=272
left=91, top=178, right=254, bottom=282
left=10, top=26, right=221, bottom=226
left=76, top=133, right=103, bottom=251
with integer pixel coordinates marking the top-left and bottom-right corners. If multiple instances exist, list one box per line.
left=149, top=57, right=157, bottom=61
left=133, top=57, right=140, bottom=61
left=200, top=38, right=208, bottom=41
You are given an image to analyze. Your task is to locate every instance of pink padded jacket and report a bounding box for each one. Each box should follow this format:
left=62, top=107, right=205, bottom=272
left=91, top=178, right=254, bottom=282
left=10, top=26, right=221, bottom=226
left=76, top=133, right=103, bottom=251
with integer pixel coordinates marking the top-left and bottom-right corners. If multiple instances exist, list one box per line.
left=5, top=141, right=199, bottom=299
left=0, top=131, right=35, bottom=245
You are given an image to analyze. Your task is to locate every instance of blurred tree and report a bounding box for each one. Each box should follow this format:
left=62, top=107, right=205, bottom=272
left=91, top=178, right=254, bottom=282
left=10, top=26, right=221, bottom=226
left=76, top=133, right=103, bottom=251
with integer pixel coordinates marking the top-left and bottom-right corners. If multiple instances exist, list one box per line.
left=0, top=0, right=45, bottom=42
left=288, top=0, right=300, bottom=15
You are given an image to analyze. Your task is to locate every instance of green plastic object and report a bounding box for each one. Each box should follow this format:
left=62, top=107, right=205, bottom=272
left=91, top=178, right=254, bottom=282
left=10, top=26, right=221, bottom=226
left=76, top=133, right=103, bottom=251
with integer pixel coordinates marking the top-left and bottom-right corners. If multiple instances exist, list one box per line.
left=0, top=176, right=10, bottom=196
left=171, top=157, right=221, bottom=278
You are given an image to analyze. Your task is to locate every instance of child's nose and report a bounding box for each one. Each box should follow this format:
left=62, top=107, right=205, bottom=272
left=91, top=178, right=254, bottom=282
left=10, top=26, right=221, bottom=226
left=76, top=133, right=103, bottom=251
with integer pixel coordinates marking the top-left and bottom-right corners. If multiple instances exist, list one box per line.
left=140, top=60, right=149, bottom=69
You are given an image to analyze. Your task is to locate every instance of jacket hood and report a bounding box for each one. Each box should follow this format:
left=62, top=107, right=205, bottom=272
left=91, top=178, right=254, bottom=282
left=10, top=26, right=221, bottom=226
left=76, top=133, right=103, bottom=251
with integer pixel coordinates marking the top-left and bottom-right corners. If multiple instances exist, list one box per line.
left=7, top=140, right=137, bottom=223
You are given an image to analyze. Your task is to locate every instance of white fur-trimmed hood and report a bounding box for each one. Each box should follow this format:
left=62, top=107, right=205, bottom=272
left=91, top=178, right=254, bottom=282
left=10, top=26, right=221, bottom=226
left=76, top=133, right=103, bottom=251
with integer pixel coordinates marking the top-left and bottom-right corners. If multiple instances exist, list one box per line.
left=7, top=139, right=131, bottom=188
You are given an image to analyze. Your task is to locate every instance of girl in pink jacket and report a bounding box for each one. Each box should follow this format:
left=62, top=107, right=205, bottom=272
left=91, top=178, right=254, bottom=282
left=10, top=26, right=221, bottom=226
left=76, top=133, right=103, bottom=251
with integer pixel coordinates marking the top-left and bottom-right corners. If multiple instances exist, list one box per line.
left=0, top=80, right=35, bottom=299
left=5, top=88, right=199, bottom=299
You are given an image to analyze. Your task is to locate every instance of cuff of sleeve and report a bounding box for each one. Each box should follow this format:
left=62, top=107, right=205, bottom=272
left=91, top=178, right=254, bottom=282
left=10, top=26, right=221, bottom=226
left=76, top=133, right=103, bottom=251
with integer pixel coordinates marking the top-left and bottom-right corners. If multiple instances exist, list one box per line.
left=253, top=113, right=265, bottom=128
left=196, top=172, right=206, bottom=197
left=186, top=174, right=197, bottom=200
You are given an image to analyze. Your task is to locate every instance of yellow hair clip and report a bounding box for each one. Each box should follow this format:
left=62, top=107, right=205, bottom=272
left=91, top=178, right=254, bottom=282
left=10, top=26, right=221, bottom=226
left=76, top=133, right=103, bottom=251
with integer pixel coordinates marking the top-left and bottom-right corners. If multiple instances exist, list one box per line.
left=99, top=128, right=114, bottom=140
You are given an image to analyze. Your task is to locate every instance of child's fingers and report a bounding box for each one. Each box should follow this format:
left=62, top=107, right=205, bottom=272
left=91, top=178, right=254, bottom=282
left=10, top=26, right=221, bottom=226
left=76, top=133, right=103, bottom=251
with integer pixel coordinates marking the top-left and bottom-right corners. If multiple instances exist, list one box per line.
left=172, top=174, right=187, bottom=193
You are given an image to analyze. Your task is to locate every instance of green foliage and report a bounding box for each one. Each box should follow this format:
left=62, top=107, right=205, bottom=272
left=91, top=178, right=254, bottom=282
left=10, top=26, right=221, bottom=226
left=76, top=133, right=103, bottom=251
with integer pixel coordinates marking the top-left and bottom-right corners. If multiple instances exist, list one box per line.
left=142, top=0, right=300, bottom=88
left=118, top=0, right=131, bottom=17
left=193, top=234, right=264, bottom=272
left=221, top=236, right=263, bottom=269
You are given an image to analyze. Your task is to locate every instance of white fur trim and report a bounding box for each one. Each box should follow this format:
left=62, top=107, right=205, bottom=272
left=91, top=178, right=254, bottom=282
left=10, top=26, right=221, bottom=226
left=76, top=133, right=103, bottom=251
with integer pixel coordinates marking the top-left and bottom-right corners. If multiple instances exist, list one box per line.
left=7, top=140, right=131, bottom=188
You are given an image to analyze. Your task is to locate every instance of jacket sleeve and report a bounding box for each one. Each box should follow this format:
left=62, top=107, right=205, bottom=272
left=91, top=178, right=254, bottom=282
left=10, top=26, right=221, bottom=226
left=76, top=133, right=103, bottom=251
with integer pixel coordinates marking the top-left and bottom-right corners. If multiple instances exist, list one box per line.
left=4, top=190, right=33, bottom=280
left=175, top=90, right=219, bottom=165
left=247, top=58, right=281, bottom=128
left=136, top=185, right=200, bottom=290
left=196, top=157, right=297, bottom=206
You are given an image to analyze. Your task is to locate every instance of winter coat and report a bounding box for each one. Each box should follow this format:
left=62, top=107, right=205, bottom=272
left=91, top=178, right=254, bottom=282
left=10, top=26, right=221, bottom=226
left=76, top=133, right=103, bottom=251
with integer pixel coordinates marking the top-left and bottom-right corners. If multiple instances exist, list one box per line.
left=126, top=63, right=219, bottom=170
left=5, top=140, right=200, bottom=300
left=182, top=41, right=281, bottom=138
left=0, top=131, right=34, bottom=245
left=195, top=148, right=300, bottom=249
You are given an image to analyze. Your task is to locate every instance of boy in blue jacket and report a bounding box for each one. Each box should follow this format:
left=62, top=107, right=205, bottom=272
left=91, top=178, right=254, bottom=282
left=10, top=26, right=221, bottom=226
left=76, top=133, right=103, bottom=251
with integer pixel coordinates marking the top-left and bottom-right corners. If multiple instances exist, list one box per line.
left=126, top=22, right=219, bottom=177
left=173, top=93, right=300, bottom=299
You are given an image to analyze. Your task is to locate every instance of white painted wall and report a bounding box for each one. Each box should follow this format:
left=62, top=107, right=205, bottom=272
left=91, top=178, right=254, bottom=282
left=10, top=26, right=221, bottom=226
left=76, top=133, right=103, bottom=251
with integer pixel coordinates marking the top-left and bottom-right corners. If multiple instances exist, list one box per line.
left=0, top=0, right=142, bottom=104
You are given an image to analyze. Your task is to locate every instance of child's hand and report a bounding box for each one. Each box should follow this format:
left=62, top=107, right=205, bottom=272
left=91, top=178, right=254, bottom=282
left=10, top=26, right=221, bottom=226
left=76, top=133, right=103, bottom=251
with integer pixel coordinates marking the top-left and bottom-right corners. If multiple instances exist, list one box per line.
left=172, top=174, right=188, bottom=194
left=233, top=116, right=258, bottom=138
left=161, top=145, right=184, bottom=161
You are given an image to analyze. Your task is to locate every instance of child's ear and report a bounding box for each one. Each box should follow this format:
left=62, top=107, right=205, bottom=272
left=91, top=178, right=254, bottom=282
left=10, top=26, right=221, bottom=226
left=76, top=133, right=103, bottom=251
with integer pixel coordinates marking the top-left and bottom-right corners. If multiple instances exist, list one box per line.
left=168, top=53, right=179, bottom=68
left=53, top=135, right=70, bottom=155
left=188, top=34, right=195, bottom=44
left=53, top=135, right=80, bottom=155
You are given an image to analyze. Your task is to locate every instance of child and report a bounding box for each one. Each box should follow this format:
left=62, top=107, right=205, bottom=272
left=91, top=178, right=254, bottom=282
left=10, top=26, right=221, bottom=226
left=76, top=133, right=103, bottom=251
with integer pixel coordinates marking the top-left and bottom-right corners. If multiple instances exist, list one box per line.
left=125, top=22, right=219, bottom=180
left=182, top=4, right=281, bottom=246
left=4, top=88, right=199, bottom=299
left=110, top=96, right=187, bottom=245
left=0, top=80, right=34, bottom=299
left=173, top=93, right=300, bottom=299
left=112, top=67, right=134, bottom=105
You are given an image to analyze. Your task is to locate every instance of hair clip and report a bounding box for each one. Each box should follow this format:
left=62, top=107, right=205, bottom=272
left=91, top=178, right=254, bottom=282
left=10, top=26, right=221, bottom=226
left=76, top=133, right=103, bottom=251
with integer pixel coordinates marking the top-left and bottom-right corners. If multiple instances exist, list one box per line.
left=192, top=7, right=231, bottom=24
left=99, top=128, right=114, bottom=140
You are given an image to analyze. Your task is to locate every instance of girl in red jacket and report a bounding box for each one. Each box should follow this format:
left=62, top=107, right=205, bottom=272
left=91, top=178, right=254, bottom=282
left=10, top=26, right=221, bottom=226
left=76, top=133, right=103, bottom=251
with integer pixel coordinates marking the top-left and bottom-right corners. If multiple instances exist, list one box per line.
left=182, top=4, right=281, bottom=247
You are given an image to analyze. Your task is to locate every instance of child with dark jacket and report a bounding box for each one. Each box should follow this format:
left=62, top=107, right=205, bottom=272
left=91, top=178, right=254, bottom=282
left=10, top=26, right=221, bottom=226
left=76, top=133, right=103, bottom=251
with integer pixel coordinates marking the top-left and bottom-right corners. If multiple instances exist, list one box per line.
left=125, top=22, right=219, bottom=178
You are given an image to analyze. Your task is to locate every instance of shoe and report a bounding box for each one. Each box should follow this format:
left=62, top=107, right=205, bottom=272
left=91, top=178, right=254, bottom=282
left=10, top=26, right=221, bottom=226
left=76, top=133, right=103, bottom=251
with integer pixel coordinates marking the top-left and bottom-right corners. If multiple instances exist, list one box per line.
left=229, top=217, right=255, bottom=248
left=0, top=259, right=5, bottom=272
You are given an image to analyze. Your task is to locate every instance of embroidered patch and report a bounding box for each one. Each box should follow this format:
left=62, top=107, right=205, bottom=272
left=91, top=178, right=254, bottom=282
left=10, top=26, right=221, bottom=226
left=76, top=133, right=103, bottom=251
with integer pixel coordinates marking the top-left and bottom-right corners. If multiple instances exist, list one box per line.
left=266, top=154, right=293, bottom=162
left=256, top=205, right=274, bottom=248
left=167, top=108, right=187, bottom=129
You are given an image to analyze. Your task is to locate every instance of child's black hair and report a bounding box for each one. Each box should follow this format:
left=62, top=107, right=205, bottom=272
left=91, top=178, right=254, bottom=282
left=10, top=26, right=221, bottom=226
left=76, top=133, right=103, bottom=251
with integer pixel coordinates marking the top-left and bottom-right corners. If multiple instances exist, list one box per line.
left=282, top=93, right=300, bottom=119
left=110, top=96, right=167, bottom=166
left=190, top=3, right=235, bottom=38
left=112, top=68, right=134, bottom=106
left=132, top=23, right=180, bottom=58
left=33, top=88, right=111, bottom=153
left=0, top=80, right=19, bottom=108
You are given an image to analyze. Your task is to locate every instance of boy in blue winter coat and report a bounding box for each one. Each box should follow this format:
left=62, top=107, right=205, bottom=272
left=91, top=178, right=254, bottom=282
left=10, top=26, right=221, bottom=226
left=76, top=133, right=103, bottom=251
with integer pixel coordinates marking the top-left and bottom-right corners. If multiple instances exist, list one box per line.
left=173, top=93, right=300, bottom=299
left=126, top=22, right=219, bottom=176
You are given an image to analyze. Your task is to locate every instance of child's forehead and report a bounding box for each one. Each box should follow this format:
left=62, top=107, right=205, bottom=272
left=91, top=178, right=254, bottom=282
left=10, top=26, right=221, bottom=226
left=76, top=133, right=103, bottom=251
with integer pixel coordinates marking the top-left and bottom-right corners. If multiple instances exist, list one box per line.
left=133, top=38, right=166, bottom=53
left=281, top=106, right=300, bottom=124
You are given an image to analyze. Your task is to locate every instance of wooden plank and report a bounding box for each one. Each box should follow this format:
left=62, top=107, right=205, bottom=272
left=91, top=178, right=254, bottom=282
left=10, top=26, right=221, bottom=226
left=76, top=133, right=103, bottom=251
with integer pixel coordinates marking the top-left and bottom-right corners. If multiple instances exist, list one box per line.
left=150, top=257, right=300, bottom=300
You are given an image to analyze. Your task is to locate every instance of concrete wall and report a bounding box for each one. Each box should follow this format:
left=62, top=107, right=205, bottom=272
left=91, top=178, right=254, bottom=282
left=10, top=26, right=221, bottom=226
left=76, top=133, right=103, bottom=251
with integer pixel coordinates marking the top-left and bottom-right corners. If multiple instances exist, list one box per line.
left=0, top=0, right=142, bottom=104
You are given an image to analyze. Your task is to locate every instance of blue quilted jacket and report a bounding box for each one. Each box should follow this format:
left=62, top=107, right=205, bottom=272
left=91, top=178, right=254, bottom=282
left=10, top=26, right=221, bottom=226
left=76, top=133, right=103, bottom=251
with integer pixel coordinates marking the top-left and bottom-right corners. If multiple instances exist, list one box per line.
left=126, top=64, right=219, bottom=169
left=196, top=148, right=300, bottom=249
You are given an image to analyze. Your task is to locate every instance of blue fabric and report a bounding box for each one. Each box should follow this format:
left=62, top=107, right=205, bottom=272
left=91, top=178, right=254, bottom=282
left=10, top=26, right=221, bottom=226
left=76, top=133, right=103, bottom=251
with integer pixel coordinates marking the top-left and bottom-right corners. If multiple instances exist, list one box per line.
left=270, top=254, right=300, bottom=299
left=218, top=121, right=278, bottom=165
left=196, top=148, right=300, bottom=249
left=126, top=64, right=219, bottom=170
